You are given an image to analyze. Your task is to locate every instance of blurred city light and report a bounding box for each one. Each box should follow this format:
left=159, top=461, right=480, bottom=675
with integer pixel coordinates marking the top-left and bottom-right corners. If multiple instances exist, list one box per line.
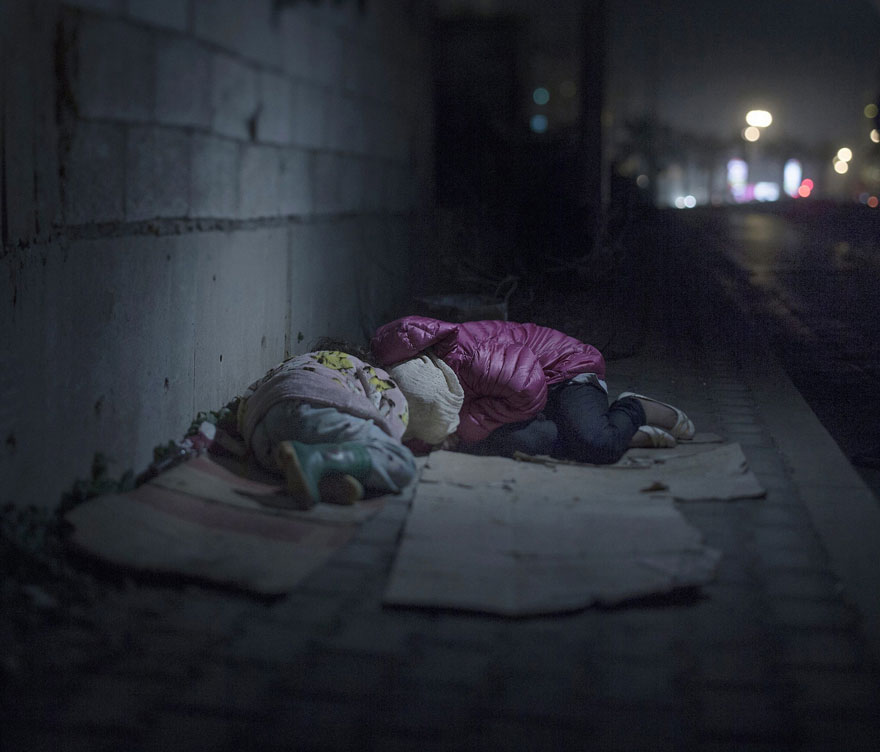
left=797, top=184, right=812, bottom=198
left=837, top=147, right=853, bottom=162
left=743, top=126, right=761, bottom=142
left=783, top=159, right=802, bottom=196
left=754, top=182, right=780, bottom=201
left=833, top=159, right=849, bottom=174
left=530, top=113, right=548, bottom=133
left=745, top=110, right=773, bottom=127
left=636, top=174, right=649, bottom=188
left=868, top=196, right=879, bottom=208
left=802, top=178, right=814, bottom=190
left=871, top=129, right=880, bottom=144
left=865, top=103, right=879, bottom=119
left=684, top=195, right=696, bottom=208
left=532, top=87, right=550, bottom=106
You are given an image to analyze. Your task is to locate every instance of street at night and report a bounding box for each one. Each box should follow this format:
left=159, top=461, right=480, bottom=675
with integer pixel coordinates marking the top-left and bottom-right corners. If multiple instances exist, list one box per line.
left=674, top=203, right=880, bottom=499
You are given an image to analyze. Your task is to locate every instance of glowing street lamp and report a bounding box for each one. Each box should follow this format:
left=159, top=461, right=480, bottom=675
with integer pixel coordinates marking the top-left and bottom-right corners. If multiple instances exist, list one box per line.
left=745, top=110, right=773, bottom=128
left=837, top=147, right=853, bottom=163
left=743, top=126, right=761, bottom=142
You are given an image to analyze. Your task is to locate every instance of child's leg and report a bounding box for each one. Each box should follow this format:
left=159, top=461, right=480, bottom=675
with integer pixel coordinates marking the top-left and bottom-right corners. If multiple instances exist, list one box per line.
left=460, top=416, right=558, bottom=458
left=548, top=382, right=646, bottom=464
left=251, top=401, right=416, bottom=496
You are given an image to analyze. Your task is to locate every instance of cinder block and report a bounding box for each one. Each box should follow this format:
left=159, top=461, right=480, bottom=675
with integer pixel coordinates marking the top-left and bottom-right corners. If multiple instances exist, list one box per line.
left=3, top=3, right=37, bottom=243
left=338, top=156, right=366, bottom=214
left=64, top=0, right=122, bottom=12
left=278, top=147, right=311, bottom=216
left=312, top=152, right=341, bottom=215
left=193, top=0, right=280, bottom=67
left=278, top=9, right=312, bottom=79
left=190, top=134, right=239, bottom=218
left=341, top=37, right=364, bottom=95
left=156, top=37, right=212, bottom=129
left=125, top=125, right=190, bottom=221
left=385, top=164, right=414, bottom=213
left=75, top=15, right=155, bottom=122
left=126, top=0, right=188, bottom=31
left=31, top=2, right=63, bottom=234
left=291, top=81, right=326, bottom=149
left=191, top=227, right=289, bottom=409
left=210, top=53, right=259, bottom=141
left=62, top=120, right=125, bottom=224
left=256, top=71, right=293, bottom=145
left=307, top=23, right=344, bottom=88
left=362, top=157, right=385, bottom=213
left=238, top=144, right=280, bottom=219
left=323, top=93, right=367, bottom=154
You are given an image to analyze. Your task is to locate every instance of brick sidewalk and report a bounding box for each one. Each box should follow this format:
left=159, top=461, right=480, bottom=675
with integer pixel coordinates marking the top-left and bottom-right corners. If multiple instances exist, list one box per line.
left=3, top=212, right=880, bottom=751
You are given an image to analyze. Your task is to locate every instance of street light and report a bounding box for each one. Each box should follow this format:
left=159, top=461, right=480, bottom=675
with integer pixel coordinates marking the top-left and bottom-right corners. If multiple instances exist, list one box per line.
left=745, top=110, right=773, bottom=128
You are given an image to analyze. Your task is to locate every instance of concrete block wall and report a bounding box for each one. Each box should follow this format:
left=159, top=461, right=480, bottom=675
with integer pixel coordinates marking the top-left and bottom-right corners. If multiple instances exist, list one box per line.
left=0, top=0, right=435, bottom=508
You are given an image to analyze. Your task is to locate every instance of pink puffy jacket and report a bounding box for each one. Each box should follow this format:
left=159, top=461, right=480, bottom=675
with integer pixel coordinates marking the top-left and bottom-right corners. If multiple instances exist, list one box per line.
left=371, top=316, right=605, bottom=443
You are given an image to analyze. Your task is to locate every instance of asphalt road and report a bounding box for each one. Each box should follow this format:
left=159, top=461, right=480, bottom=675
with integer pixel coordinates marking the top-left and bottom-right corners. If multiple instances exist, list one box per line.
left=675, top=202, right=880, bottom=501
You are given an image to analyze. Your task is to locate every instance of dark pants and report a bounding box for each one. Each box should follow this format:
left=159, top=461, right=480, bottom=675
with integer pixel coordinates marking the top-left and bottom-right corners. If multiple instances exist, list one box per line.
left=463, top=382, right=646, bottom=465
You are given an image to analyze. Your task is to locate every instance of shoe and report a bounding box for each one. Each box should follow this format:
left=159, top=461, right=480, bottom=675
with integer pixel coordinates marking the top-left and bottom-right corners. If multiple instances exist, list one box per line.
left=318, top=474, right=364, bottom=505
left=274, top=440, right=371, bottom=508
left=630, top=425, right=677, bottom=448
left=618, top=392, right=695, bottom=440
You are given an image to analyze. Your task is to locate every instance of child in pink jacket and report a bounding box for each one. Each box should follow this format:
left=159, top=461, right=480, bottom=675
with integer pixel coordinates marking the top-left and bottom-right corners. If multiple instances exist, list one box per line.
left=372, top=316, right=694, bottom=464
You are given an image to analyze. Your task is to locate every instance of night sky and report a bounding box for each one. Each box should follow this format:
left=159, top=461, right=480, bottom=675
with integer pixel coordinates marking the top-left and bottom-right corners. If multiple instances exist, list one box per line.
left=609, top=0, right=880, bottom=146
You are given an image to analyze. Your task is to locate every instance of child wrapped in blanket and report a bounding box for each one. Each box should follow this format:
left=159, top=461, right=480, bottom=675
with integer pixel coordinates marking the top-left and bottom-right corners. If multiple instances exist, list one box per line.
left=236, top=348, right=460, bottom=508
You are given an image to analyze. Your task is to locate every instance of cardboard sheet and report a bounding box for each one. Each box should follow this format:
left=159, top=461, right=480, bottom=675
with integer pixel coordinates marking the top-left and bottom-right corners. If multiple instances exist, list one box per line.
left=383, top=446, right=755, bottom=615
left=65, top=453, right=387, bottom=595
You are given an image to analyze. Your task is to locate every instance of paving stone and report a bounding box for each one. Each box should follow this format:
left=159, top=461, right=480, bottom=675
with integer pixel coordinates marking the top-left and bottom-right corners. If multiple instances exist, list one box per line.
left=139, top=708, right=240, bottom=752
left=765, top=597, right=858, bottom=629
left=753, top=526, right=824, bottom=553
left=286, top=647, right=393, bottom=701
left=226, top=619, right=313, bottom=664
left=0, top=725, right=132, bottom=752
left=164, top=658, right=275, bottom=718
left=430, top=613, right=508, bottom=650
left=778, top=630, right=863, bottom=669
left=474, top=671, right=599, bottom=724
left=453, top=716, right=594, bottom=752
left=691, top=643, right=779, bottom=687
left=314, top=612, right=419, bottom=657
left=795, top=716, right=880, bottom=752
left=54, top=670, right=168, bottom=732
left=588, top=705, right=693, bottom=752
left=763, top=570, right=842, bottom=600
left=127, top=0, right=188, bottom=30
left=264, top=591, right=342, bottom=627
left=786, top=667, right=880, bottom=711
left=697, top=687, right=795, bottom=742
